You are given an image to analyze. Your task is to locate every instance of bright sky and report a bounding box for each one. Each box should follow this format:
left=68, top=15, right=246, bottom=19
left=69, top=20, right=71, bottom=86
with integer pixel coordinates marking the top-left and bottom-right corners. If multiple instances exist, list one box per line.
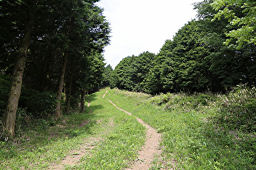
left=97, top=0, right=202, bottom=68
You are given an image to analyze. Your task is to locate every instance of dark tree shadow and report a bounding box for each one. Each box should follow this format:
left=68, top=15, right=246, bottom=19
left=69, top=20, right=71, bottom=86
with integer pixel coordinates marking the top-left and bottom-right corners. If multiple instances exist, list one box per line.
left=0, top=93, right=106, bottom=163
left=86, top=93, right=97, bottom=103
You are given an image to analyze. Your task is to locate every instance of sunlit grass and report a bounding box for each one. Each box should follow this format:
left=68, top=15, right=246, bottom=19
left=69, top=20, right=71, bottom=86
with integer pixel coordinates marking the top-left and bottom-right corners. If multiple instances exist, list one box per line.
left=1, top=88, right=254, bottom=169
left=0, top=89, right=145, bottom=169
left=108, top=88, right=256, bottom=169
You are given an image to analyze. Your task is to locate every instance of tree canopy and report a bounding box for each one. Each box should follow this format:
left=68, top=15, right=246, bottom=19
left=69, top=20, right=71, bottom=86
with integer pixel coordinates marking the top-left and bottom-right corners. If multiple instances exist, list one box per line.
left=110, top=0, right=256, bottom=94
left=211, top=0, right=256, bottom=49
left=0, top=0, right=110, bottom=136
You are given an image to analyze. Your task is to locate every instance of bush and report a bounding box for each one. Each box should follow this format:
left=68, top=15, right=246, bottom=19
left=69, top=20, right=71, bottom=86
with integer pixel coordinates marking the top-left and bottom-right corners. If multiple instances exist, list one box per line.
left=20, top=89, right=56, bottom=118
left=217, top=85, right=256, bottom=133
left=149, top=92, right=216, bottom=111
left=0, top=75, right=56, bottom=119
left=0, top=75, right=11, bottom=117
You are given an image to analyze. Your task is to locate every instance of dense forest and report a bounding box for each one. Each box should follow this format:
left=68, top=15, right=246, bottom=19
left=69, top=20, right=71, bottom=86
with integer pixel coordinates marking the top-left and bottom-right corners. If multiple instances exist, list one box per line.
left=0, top=0, right=110, bottom=137
left=110, top=0, right=256, bottom=94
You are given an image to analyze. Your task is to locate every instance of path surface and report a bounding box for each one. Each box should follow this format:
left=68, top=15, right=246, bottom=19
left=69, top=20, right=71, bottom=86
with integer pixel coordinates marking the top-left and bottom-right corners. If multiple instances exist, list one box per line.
left=108, top=99, right=162, bottom=170
left=50, top=90, right=162, bottom=170
left=102, top=90, right=108, bottom=98
left=48, top=137, right=101, bottom=170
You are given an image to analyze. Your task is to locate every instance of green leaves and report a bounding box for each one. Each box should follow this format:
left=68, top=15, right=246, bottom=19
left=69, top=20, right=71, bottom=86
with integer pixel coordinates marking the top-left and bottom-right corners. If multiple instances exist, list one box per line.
left=112, top=52, right=155, bottom=92
left=0, top=0, right=110, bottom=120
left=211, top=0, right=256, bottom=48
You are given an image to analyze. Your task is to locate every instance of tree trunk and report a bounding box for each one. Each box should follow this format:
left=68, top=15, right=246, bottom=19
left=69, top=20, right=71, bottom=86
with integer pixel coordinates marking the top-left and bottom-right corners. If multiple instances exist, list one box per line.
left=80, top=90, right=85, bottom=113
left=3, top=20, right=33, bottom=137
left=65, top=74, right=72, bottom=114
left=55, top=55, right=68, bottom=119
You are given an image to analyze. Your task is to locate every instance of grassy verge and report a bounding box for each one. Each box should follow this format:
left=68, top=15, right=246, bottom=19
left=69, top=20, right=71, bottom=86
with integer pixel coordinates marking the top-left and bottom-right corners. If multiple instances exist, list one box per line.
left=108, top=88, right=256, bottom=169
left=0, top=89, right=145, bottom=169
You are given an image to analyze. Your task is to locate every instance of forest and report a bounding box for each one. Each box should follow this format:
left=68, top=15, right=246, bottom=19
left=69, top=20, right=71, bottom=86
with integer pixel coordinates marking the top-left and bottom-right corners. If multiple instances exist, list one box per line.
left=0, top=0, right=255, bottom=169
left=110, top=0, right=256, bottom=94
left=0, top=0, right=110, bottom=137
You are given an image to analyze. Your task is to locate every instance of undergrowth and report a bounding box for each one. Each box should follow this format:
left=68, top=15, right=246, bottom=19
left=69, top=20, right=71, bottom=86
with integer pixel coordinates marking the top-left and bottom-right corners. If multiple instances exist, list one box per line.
left=109, top=85, right=256, bottom=169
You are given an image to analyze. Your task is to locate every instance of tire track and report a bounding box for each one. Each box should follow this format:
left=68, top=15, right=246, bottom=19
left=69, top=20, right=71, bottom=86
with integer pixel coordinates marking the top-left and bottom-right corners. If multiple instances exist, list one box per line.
left=108, top=100, right=162, bottom=170
left=48, top=138, right=102, bottom=170
left=102, top=90, right=108, bottom=98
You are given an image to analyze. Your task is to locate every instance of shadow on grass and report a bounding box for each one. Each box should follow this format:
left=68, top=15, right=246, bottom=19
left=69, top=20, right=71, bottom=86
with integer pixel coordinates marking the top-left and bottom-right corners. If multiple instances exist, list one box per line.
left=86, top=104, right=104, bottom=113
left=86, top=93, right=97, bottom=103
left=0, top=95, right=105, bottom=163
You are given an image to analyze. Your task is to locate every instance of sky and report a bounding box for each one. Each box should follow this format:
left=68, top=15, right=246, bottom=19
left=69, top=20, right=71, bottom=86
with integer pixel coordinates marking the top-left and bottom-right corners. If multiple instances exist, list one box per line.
left=97, top=0, right=202, bottom=68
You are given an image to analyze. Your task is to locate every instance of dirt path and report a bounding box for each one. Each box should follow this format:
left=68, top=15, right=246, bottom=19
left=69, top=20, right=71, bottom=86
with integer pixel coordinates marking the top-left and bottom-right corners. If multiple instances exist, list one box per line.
left=48, top=118, right=115, bottom=169
left=108, top=100, right=162, bottom=170
left=48, top=137, right=102, bottom=170
left=102, top=90, right=108, bottom=98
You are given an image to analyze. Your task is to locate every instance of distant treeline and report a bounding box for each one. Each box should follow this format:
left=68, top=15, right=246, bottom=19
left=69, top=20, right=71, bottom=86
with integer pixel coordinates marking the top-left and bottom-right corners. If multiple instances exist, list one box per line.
left=108, top=0, right=256, bottom=94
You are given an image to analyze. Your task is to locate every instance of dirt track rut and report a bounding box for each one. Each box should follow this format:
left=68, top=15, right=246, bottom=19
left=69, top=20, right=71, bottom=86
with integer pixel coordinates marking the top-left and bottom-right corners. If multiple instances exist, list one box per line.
left=108, top=99, right=162, bottom=170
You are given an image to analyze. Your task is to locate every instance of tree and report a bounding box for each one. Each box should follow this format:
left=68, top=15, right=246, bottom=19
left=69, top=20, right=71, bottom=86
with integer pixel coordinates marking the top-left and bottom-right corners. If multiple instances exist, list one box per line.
left=77, top=53, right=106, bottom=113
left=0, top=0, right=52, bottom=136
left=102, top=65, right=113, bottom=87
left=0, top=0, right=110, bottom=136
left=112, top=52, right=155, bottom=92
left=196, top=0, right=256, bottom=90
left=111, top=0, right=255, bottom=94
left=211, top=0, right=256, bottom=49
left=51, top=0, right=110, bottom=118
left=144, top=21, right=211, bottom=93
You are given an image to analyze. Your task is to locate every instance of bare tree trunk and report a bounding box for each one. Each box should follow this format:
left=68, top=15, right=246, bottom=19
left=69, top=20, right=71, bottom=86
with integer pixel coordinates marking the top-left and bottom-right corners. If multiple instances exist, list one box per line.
left=80, top=90, right=85, bottom=113
left=55, top=55, right=68, bottom=119
left=3, top=20, right=33, bottom=137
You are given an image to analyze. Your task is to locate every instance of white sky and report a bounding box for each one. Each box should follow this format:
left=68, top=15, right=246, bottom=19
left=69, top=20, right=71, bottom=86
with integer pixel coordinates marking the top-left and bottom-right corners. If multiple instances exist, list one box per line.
left=97, top=0, right=202, bottom=68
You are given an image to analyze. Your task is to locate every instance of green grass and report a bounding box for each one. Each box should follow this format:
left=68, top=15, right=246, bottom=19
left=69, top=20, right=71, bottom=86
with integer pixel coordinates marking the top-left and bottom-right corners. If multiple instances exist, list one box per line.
left=0, top=89, right=145, bottom=169
left=1, top=88, right=255, bottom=169
left=74, top=89, right=145, bottom=170
left=108, top=88, right=256, bottom=169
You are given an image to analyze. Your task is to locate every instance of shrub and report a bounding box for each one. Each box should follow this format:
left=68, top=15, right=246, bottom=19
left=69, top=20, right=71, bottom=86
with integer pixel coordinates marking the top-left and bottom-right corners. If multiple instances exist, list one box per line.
left=149, top=92, right=216, bottom=111
left=0, top=75, right=56, bottom=119
left=0, top=75, right=11, bottom=117
left=216, top=85, right=256, bottom=133
left=19, top=89, right=56, bottom=118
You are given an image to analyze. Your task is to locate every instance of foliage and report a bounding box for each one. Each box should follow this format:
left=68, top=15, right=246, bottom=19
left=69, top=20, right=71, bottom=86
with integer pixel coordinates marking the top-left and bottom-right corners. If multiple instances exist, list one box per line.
left=111, top=51, right=155, bottom=92
left=149, top=92, right=216, bottom=111
left=0, top=0, right=110, bottom=134
left=0, top=75, right=56, bottom=119
left=211, top=0, right=256, bottom=49
left=19, top=89, right=56, bottom=118
left=111, top=0, right=256, bottom=94
left=216, top=85, right=256, bottom=132
left=143, top=21, right=211, bottom=93
left=0, top=90, right=144, bottom=169
left=109, top=88, right=256, bottom=169
left=102, top=64, right=113, bottom=87
left=0, top=75, right=11, bottom=117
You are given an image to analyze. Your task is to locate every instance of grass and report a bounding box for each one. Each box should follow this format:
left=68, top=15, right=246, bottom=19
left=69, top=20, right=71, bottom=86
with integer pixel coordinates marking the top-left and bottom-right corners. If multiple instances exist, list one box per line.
left=74, top=89, right=145, bottom=169
left=1, top=87, right=255, bottom=169
left=108, top=88, right=256, bottom=169
left=0, top=89, right=145, bottom=169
